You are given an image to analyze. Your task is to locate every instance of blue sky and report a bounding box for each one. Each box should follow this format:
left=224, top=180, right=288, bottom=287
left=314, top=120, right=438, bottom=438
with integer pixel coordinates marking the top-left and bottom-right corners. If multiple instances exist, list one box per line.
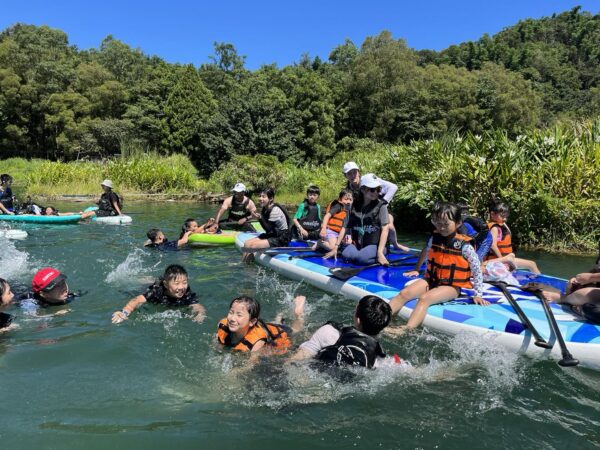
left=1, top=1, right=599, bottom=69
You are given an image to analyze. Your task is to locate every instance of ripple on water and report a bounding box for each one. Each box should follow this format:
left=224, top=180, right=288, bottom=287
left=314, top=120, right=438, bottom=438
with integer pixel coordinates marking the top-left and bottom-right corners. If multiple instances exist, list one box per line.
left=105, top=248, right=159, bottom=284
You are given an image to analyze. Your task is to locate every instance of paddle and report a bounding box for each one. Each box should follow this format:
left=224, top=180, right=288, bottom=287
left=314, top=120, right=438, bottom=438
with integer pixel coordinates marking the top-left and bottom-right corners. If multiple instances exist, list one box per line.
left=515, top=284, right=579, bottom=367
left=329, top=256, right=417, bottom=281
left=487, top=281, right=552, bottom=349
left=264, top=247, right=316, bottom=256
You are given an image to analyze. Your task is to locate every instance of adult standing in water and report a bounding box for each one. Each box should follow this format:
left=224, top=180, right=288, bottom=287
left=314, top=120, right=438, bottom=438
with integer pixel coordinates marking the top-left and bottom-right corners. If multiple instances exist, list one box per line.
left=343, top=162, right=407, bottom=251
left=96, top=179, right=123, bottom=217
left=214, top=183, right=258, bottom=232
left=241, top=187, right=290, bottom=259
left=326, top=174, right=390, bottom=266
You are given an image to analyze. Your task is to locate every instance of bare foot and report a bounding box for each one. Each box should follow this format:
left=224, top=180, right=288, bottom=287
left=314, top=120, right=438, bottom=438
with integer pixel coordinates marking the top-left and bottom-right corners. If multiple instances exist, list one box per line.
left=541, top=290, right=561, bottom=303
left=293, top=295, right=306, bottom=317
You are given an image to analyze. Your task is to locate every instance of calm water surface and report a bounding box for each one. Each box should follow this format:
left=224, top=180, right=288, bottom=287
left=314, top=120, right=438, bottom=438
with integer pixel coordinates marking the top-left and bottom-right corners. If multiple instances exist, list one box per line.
left=0, top=202, right=598, bottom=449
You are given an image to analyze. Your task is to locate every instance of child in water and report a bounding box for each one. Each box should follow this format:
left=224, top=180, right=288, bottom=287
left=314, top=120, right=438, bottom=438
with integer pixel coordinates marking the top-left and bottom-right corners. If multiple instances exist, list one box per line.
left=111, top=264, right=205, bottom=323
left=389, top=202, right=488, bottom=332
left=0, top=278, right=15, bottom=331
left=145, top=227, right=193, bottom=250
left=217, top=295, right=306, bottom=353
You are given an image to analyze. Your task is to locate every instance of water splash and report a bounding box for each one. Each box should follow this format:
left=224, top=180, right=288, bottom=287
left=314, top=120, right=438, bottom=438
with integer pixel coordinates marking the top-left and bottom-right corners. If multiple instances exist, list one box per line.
left=105, top=248, right=156, bottom=283
left=0, top=237, right=34, bottom=280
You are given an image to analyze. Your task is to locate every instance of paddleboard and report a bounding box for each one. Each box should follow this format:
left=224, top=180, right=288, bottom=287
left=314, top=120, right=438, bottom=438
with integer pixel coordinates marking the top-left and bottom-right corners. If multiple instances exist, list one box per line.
left=0, top=214, right=82, bottom=224
left=188, top=231, right=238, bottom=247
left=235, top=233, right=600, bottom=369
left=84, top=206, right=133, bottom=224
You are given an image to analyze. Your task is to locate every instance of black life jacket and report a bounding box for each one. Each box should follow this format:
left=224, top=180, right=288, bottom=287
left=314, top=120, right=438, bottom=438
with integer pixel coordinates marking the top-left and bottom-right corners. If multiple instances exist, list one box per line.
left=0, top=311, right=13, bottom=329
left=98, top=191, right=122, bottom=214
left=0, top=189, right=13, bottom=209
left=346, top=181, right=361, bottom=202
left=460, top=216, right=490, bottom=249
left=259, top=202, right=291, bottom=238
left=228, top=196, right=250, bottom=221
left=348, top=198, right=386, bottom=248
left=297, top=200, right=321, bottom=231
left=316, top=321, right=385, bottom=369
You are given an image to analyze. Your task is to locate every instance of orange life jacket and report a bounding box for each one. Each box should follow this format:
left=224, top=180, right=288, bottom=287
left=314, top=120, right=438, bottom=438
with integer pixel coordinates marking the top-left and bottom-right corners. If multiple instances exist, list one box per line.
left=217, top=318, right=291, bottom=352
left=426, top=232, right=473, bottom=288
left=326, top=200, right=347, bottom=233
left=486, top=221, right=513, bottom=260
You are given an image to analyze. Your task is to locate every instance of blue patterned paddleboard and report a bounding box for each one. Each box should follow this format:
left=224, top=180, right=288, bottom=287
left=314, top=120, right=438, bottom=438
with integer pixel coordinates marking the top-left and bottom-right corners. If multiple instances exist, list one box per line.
left=236, top=233, right=600, bottom=369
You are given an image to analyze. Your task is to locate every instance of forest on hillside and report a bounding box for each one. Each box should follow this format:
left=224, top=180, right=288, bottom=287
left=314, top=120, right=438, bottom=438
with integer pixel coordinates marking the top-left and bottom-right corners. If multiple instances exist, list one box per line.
left=0, top=7, right=599, bottom=175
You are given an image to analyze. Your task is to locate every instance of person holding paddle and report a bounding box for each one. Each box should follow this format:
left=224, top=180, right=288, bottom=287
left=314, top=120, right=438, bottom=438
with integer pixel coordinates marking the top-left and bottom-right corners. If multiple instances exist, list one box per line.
left=214, top=183, right=258, bottom=232
left=388, top=202, right=487, bottom=332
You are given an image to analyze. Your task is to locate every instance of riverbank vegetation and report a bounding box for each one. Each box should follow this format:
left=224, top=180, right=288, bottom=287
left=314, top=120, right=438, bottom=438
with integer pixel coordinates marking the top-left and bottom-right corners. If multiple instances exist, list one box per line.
left=4, top=120, right=599, bottom=253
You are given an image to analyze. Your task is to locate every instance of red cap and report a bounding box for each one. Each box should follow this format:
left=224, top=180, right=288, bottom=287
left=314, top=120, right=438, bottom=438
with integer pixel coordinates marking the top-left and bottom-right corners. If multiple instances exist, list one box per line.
left=32, top=267, right=67, bottom=293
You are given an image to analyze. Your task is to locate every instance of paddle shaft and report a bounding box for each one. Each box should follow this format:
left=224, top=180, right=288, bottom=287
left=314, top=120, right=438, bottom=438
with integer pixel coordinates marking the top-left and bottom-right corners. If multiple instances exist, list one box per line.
left=516, top=287, right=579, bottom=367
left=329, top=255, right=417, bottom=281
left=489, top=282, right=552, bottom=349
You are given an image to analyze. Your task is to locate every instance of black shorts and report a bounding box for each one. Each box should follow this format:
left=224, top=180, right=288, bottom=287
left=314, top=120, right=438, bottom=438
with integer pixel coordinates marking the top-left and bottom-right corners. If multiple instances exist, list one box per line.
left=291, top=227, right=320, bottom=241
left=425, top=278, right=461, bottom=295
left=266, top=234, right=290, bottom=248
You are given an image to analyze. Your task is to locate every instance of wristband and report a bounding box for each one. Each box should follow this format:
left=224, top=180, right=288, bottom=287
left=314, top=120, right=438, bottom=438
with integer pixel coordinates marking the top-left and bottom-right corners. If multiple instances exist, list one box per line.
left=121, top=309, right=130, bottom=317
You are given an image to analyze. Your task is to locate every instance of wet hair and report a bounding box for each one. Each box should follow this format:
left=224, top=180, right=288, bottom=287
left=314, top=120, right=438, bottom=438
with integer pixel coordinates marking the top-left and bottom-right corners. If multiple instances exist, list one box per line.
left=146, top=228, right=162, bottom=242
left=489, top=200, right=510, bottom=217
left=431, top=201, right=462, bottom=224
left=338, top=188, right=353, bottom=200
left=356, top=295, right=392, bottom=335
left=260, top=187, right=275, bottom=200
left=306, top=185, right=320, bottom=196
left=180, top=218, right=197, bottom=238
left=0, top=174, right=13, bottom=185
left=45, top=206, right=58, bottom=216
left=229, top=295, right=261, bottom=321
left=0, top=278, right=7, bottom=296
left=162, top=264, right=188, bottom=282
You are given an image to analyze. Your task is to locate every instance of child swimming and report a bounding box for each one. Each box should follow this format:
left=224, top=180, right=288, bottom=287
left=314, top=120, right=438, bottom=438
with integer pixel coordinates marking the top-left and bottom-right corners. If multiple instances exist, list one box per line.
left=217, top=295, right=305, bottom=353
left=0, top=278, right=15, bottom=331
left=111, top=265, right=205, bottom=323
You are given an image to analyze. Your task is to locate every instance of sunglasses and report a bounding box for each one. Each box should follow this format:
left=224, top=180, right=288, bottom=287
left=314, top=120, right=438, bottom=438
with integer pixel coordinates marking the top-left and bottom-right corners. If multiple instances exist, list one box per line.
left=362, top=187, right=381, bottom=193
left=42, top=279, right=66, bottom=292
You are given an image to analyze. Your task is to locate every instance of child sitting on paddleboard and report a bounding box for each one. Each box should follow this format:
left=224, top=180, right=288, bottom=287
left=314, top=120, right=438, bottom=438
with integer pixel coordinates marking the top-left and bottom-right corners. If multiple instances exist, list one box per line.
left=217, top=294, right=305, bottom=354
left=388, top=202, right=488, bottom=332
left=292, top=185, right=322, bottom=241
left=291, top=295, right=406, bottom=369
left=145, top=227, right=193, bottom=250
left=486, top=200, right=540, bottom=274
left=111, top=264, right=205, bottom=324
left=313, top=188, right=353, bottom=253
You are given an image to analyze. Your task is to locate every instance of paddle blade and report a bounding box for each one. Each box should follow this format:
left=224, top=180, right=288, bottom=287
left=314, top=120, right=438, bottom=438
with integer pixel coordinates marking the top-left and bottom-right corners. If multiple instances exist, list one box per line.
left=329, top=266, right=366, bottom=281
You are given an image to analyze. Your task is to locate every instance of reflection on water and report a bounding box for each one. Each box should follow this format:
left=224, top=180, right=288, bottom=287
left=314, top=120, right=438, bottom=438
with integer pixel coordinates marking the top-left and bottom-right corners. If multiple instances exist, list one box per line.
left=0, top=201, right=598, bottom=449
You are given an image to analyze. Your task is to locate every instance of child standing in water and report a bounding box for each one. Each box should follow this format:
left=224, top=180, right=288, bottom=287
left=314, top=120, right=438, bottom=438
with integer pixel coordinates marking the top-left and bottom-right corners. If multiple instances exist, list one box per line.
left=389, top=202, right=488, bottom=332
left=111, top=265, right=205, bottom=323
left=217, top=295, right=305, bottom=353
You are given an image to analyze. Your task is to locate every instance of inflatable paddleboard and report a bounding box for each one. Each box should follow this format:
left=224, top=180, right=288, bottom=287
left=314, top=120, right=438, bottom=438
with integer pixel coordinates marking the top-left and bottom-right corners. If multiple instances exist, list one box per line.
left=188, top=231, right=238, bottom=247
left=84, top=206, right=133, bottom=224
left=0, top=214, right=82, bottom=224
left=0, top=229, right=28, bottom=239
left=235, top=233, right=600, bottom=369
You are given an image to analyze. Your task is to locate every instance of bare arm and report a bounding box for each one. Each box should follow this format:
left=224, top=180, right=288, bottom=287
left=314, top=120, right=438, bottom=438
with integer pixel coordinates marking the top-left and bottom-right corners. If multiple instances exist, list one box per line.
left=489, top=227, right=502, bottom=258
left=111, top=295, right=147, bottom=323
left=214, top=197, right=232, bottom=224
left=189, top=303, right=206, bottom=322
left=177, top=231, right=192, bottom=248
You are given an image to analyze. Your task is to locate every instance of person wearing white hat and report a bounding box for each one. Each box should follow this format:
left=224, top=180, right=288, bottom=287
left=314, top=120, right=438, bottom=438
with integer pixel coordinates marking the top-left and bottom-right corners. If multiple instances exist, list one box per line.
left=342, top=162, right=409, bottom=252
left=96, top=179, right=123, bottom=217
left=214, top=183, right=258, bottom=232
left=324, top=173, right=390, bottom=266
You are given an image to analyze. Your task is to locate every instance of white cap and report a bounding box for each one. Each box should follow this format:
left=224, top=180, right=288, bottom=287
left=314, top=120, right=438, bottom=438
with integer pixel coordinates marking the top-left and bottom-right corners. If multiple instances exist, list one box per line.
left=231, top=183, right=246, bottom=193
left=343, top=161, right=360, bottom=174
left=359, top=173, right=382, bottom=189
left=101, top=179, right=113, bottom=189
